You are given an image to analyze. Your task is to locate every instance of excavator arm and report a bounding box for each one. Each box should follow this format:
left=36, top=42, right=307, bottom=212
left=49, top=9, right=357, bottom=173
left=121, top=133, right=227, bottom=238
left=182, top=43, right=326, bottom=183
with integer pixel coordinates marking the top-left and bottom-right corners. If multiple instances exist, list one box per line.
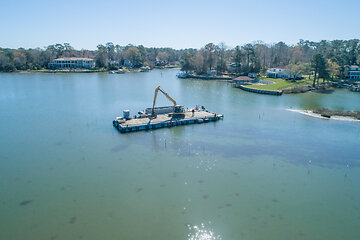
left=152, top=86, right=177, bottom=115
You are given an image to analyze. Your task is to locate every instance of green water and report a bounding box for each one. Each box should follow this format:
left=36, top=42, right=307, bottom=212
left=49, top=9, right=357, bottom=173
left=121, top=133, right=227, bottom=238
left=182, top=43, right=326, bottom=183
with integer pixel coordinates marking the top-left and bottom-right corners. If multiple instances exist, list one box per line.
left=0, top=69, right=359, bottom=240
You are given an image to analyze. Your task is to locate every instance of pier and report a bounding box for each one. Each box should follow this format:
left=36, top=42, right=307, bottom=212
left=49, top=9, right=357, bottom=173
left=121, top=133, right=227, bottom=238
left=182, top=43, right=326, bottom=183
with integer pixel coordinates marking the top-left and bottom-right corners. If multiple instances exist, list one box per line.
left=113, top=110, right=223, bottom=133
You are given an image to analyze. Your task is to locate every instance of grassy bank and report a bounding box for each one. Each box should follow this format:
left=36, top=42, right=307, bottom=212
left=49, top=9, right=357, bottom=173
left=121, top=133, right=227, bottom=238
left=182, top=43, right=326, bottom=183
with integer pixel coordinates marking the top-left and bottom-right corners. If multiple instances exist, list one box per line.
left=249, top=77, right=314, bottom=91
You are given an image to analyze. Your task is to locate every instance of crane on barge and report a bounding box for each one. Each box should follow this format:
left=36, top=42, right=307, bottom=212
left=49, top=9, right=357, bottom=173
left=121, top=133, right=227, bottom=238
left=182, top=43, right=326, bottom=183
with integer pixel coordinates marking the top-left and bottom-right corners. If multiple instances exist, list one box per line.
left=152, top=86, right=185, bottom=118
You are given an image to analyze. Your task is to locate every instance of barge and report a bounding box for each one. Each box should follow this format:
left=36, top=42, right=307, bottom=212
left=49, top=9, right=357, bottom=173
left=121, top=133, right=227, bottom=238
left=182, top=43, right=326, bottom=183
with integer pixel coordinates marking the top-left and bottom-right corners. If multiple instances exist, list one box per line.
left=113, top=86, right=223, bottom=133
left=113, top=108, right=223, bottom=133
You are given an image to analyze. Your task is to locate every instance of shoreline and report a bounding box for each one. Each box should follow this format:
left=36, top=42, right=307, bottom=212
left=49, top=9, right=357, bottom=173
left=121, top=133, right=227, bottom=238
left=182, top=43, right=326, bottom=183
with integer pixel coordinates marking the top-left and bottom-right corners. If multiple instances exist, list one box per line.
left=177, top=73, right=233, bottom=80
left=2, top=68, right=180, bottom=74
left=286, top=109, right=360, bottom=122
left=235, top=84, right=283, bottom=95
left=15, top=70, right=108, bottom=74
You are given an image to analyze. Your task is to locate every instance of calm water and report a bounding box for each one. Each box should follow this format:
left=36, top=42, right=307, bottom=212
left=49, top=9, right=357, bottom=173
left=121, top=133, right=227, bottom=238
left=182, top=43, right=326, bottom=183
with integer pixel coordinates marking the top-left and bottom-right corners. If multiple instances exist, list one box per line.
left=0, top=69, right=360, bottom=240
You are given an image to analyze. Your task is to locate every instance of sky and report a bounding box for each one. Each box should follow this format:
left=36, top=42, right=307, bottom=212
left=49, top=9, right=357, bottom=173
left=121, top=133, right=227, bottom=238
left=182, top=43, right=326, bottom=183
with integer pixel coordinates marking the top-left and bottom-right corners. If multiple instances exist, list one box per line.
left=1, top=0, right=360, bottom=50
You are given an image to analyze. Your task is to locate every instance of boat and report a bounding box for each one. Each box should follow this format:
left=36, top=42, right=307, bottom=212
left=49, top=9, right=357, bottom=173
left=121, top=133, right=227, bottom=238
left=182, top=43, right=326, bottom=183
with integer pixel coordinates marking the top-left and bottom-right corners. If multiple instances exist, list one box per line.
left=109, top=69, right=127, bottom=74
left=140, top=66, right=151, bottom=72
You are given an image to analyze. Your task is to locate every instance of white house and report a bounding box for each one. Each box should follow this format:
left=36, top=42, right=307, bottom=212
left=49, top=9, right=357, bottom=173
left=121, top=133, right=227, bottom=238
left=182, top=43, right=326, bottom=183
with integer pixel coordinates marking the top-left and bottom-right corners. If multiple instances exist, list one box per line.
left=48, top=57, right=95, bottom=69
left=227, top=63, right=236, bottom=73
left=345, top=65, right=360, bottom=80
left=248, top=73, right=257, bottom=78
left=207, top=70, right=217, bottom=76
left=266, top=67, right=301, bottom=79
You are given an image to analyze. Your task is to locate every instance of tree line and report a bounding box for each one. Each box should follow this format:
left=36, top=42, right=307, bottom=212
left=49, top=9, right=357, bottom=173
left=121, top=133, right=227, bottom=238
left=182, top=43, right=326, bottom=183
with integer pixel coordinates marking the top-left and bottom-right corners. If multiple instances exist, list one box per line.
left=180, top=39, right=360, bottom=82
left=94, top=43, right=181, bottom=69
left=1, top=40, right=359, bottom=80
left=0, top=42, right=182, bottom=72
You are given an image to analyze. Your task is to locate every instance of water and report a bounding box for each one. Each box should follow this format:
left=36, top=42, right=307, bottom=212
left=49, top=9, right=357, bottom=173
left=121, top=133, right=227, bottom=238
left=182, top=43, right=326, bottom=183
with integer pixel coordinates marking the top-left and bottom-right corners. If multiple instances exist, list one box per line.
left=0, top=69, right=360, bottom=240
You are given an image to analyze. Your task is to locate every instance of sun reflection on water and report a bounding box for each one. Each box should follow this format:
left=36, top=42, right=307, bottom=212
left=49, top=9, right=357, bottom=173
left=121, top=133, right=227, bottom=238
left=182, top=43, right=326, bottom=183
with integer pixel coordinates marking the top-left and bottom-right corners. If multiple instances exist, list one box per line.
left=187, top=223, right=221, bottom=240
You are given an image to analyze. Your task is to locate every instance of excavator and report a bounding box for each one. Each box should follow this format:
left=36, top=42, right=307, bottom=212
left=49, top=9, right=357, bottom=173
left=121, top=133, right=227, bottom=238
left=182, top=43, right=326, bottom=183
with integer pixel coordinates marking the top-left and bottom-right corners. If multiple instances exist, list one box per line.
left=151, top=86, right=185, bottom=118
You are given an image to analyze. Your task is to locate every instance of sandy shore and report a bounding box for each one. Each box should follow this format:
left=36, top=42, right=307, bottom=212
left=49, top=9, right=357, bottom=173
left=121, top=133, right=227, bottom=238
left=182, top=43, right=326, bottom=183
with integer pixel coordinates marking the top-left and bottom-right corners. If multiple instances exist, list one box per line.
left=286, top=109, right=360, bottom=122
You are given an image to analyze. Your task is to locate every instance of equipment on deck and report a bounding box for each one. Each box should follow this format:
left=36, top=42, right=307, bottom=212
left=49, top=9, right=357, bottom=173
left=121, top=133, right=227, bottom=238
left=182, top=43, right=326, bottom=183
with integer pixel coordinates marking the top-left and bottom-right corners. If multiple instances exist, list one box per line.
left=151, top=86, right=185, bottom=118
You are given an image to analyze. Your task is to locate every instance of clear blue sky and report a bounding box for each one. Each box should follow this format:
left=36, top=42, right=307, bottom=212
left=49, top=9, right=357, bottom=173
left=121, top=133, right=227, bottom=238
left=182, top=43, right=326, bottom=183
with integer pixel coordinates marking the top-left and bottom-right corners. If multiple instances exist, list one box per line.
left=1, top=0, right=359, bottom=50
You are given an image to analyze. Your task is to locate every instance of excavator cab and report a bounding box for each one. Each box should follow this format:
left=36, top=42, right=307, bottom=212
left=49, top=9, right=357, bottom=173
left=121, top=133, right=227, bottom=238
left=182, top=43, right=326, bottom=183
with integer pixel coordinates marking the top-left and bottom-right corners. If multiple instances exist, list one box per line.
left=174, top=105, right=184, bottom=113
left=170, top=105, right=185, bottom=119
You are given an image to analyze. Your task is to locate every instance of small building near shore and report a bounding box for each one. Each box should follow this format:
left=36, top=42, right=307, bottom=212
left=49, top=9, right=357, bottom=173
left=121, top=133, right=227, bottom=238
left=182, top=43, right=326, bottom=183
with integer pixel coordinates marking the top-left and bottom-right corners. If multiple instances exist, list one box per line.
left=345, top=65, right=360, bottom=80
left=248, top=73, right=258, bottom=78
left=48, top=57, right=95, bottom=69
left=233, top=76, right=258, bottom=85
left=227, top=63, right=236, bottom=73
left=123, top=59, right=133, bottom=67
left=207, top=70, right=217, bottom=76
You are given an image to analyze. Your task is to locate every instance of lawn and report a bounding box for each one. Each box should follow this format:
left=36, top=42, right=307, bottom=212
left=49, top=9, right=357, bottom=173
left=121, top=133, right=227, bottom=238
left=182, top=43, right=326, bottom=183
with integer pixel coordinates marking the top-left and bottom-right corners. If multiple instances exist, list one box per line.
left=248, top=77, right=314, bottom=91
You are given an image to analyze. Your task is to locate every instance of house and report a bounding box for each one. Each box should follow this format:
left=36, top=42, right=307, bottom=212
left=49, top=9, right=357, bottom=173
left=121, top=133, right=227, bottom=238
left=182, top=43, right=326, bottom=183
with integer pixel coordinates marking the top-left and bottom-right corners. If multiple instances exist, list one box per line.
left=248, top=73, right=257, bottom=78
left=207, top=70, right=217, bottom=76
left=155, top=59, right=167, bottom=66
left=266, top=67, right=288, bottom=78
left=350, top=82, right=360, bottom=92
left=48, top=57, right=95, bottom=69
left=345, top=65, right=360, bottom=80
left=123, top=59, right=133, bottom=67
left=227, top=63, right=236, bottom=73
left=109, top=60, right=121, bottom=66
left=233, top=76, right=258, bottom=85
left=266, top=67, right=301, bottom=79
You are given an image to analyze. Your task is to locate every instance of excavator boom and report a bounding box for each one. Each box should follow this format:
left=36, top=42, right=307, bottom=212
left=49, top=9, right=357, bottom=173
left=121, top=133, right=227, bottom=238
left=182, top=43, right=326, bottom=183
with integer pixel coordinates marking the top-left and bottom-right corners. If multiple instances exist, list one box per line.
left=152, top=86, right=178, bottom=116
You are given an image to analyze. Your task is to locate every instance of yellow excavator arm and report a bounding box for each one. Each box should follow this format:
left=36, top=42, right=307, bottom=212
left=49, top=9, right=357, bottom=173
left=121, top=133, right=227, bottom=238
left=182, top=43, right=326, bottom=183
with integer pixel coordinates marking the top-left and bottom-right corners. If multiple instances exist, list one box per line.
left=152, top=86, right=177, bottom=115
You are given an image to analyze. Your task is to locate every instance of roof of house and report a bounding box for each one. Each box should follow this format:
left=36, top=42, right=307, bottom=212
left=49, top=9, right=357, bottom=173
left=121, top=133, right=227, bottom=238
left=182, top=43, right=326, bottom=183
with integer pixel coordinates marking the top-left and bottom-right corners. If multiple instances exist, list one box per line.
left=270, top=66, right=286, bottom=69
left=233, top=76, right=254, bottom=81
left=347, top=65, right=360, bottom=68
left=54, top=57, right=94, bottom=61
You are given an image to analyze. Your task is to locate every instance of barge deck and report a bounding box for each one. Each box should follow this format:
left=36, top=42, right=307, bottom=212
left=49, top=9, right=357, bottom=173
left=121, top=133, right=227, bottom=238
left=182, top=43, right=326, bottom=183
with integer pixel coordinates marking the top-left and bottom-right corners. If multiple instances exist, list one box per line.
left=113, top=110, right=223, bottom=133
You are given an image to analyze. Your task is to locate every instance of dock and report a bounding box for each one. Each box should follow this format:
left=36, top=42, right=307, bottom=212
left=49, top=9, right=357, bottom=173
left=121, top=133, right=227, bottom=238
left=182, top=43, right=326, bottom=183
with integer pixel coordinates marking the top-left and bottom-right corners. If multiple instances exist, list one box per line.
left=113, top=110, right=223, bottom=133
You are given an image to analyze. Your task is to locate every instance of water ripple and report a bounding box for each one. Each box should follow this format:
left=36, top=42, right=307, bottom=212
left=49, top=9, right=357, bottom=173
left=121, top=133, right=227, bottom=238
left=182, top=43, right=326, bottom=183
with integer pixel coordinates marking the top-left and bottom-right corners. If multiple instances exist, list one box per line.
left=187, top=223, right=221, bottom=240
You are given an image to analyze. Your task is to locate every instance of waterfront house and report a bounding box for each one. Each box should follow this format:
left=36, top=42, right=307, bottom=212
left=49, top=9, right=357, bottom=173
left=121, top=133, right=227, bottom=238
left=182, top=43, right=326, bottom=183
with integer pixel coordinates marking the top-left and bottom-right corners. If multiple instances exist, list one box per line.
left=345, top=65, right=360, bottom=80
left=123, top=59, right=133, bottom=67
left=266, top=67, right=301, bottom=79
left=155, top=59, right=167, bottom=66
left=48, top=57, right=95, bottom=69
left=248, top=73, right=257, bottom=78
left=110, top=60, right=121, bottom=66
left=227, top=63, right=236, bottom=73
left=207, top=70, right=217, bottom=76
